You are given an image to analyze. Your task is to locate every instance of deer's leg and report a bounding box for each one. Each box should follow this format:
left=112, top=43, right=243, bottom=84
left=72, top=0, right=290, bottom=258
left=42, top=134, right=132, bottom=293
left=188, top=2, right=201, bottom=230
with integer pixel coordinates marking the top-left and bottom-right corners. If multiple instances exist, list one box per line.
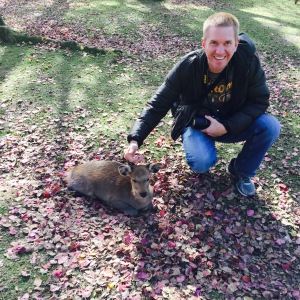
left=112, top=203, right=139, bottom=217
left=141, top=202, right=153, bottom=212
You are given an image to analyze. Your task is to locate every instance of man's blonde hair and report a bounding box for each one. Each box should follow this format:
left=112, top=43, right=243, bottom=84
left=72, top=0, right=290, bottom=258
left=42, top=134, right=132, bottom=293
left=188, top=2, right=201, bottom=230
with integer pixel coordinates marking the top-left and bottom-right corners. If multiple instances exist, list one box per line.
left=203, top=12, right=239, bottom=41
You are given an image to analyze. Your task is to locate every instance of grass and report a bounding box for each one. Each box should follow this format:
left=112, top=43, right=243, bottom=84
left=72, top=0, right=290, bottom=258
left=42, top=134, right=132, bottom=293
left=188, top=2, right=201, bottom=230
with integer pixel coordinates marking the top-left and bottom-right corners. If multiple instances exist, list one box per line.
left=0, top=44, right=133, bottom=136
left=4, top=0, right=300, bottom=60
left=0, top=0, right=300, bottom=298
left=0, top=189, right=46, bottom=299
left=0, top=236, right=47, bottom=299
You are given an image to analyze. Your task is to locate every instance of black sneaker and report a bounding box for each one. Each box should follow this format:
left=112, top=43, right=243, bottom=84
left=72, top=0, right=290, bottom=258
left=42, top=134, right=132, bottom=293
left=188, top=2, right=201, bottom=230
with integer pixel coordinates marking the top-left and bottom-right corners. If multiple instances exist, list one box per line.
left=226, top=158, right=255, bottom=197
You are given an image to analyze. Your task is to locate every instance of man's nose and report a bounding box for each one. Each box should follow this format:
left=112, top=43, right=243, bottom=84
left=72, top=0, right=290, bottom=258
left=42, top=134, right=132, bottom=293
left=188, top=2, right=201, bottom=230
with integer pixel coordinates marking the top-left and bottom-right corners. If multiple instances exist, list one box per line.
left=215, top=45, right=225, bottom=54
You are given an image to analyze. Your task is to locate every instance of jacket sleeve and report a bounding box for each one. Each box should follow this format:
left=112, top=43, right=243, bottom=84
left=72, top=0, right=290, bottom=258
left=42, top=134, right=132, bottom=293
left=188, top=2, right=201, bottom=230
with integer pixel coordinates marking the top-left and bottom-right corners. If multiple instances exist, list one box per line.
left=127, top=57, right=192, bottom=146
left=222, top=54, right=270, bottom=135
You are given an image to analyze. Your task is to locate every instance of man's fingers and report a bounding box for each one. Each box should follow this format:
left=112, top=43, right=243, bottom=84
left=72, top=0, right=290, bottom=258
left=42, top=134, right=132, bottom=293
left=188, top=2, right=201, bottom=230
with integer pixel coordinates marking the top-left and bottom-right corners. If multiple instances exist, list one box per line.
left=128, top=143, right=138, bottom=153
left=125, top=154, right=144, bottom=164
left=124, top=144, right=144, bottom=163
left=205, top=115, right=213, bottom=120
left=128, top=146, right=137, bottom=154
left=135, top=155, right=145, bottom=163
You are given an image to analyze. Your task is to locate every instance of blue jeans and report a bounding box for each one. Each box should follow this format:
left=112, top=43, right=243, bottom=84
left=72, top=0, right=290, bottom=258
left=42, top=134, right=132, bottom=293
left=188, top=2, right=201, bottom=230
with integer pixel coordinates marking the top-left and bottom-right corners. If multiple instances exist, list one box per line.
left=182, top=114, right=281, bottom=177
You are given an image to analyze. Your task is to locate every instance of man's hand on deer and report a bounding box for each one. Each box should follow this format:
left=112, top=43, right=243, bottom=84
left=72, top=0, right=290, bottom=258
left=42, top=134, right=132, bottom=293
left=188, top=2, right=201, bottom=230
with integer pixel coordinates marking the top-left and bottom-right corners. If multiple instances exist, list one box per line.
left=124, top=140, right=144, bottom=164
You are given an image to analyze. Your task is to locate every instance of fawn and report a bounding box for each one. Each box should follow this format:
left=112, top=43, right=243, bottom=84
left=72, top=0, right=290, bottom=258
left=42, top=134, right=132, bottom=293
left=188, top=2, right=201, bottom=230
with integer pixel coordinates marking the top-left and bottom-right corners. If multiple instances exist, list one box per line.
left=64, top=160, right=162, bottom=216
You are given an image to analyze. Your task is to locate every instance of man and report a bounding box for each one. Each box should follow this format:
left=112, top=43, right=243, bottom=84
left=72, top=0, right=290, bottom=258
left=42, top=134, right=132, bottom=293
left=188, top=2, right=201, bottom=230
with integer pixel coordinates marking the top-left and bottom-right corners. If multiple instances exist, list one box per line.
left=124, top=12, right=281, bottom=197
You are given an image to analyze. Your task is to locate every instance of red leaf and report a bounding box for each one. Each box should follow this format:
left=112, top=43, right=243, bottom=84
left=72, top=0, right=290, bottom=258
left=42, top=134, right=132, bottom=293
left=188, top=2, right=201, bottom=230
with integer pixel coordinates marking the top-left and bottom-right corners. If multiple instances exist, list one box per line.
left=282, top=263, right=291, bottom=271
left=159, top=210, right=166, bottom=216
left=213, top=191, right=220, bottom=199
left=155, top=136, right=165, bottom=146
left=12, top=245, right=26, bottom=255
left=205, top=210, right=213, bottom=216
left=94, top=202, right=101, bottom=209
left=242, top=275, right=251, bottom=283
left=44, top=191, right=51, bottom=198
left=50, top=184, right=61, bottom=195
left=53, top=269, right=63, bottom=277
left=22, top=214, right=29, bottom=221
left=69, top=242, right=80, bottom=252
left=278, top=183, right=288, bottom=192
left=168, top=241, right=176, bottom=248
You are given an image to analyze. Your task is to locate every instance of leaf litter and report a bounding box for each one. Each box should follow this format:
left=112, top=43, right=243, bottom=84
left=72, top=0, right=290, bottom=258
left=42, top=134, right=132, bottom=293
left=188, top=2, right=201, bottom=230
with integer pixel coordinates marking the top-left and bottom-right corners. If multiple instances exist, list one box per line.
left=1, top=105, right=300, bottom=298
left=1, top=0, right=300, bottom=299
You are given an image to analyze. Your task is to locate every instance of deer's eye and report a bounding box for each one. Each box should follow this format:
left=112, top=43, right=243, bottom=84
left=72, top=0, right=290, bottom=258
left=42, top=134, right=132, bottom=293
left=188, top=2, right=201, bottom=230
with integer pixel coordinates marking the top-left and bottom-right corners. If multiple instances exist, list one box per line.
left=132, top=179, right=137, bottom=183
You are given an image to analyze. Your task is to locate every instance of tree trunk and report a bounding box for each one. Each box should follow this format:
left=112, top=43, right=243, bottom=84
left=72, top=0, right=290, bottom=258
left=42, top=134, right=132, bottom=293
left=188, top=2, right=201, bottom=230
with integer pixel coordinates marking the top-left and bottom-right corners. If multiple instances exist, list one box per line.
left=0, top=15, right=16, bottom=43
left=0, top=15, right=5, bottom=26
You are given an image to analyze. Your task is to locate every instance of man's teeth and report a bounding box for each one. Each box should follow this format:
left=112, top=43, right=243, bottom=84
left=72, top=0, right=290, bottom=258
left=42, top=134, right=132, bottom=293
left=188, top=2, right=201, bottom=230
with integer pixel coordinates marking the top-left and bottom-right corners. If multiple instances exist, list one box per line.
left=214, top=56, right=225, bottom=60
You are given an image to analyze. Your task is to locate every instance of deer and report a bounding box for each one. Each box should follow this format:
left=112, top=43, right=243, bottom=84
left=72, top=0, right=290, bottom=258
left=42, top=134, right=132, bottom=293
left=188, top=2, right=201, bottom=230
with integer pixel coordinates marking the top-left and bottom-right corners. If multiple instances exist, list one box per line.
left=64, top=160, right=162, bottom=216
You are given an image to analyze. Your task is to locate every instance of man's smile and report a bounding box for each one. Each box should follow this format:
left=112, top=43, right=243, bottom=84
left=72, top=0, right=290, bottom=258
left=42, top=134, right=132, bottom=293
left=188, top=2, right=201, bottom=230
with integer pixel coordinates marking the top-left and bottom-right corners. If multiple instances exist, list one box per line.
left=214, top=56, right=226, bottom=60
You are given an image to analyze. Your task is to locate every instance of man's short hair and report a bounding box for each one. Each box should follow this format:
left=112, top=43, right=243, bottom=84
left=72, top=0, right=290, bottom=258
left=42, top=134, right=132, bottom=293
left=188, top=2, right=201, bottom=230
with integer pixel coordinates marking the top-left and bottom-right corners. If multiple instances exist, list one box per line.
left=203, top=12, right=240, bottom=41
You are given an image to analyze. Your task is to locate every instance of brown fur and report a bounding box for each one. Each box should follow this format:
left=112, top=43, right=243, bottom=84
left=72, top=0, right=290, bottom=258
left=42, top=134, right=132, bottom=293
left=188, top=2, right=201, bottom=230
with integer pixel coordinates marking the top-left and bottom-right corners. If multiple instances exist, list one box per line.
left=64, top=160, right=162, bottom=216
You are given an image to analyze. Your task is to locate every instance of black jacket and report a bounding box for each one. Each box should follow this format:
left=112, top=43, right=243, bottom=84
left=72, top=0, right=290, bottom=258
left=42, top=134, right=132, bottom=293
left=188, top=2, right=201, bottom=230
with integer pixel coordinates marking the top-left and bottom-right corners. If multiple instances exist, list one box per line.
left=128, top=33, right=270, bottom=147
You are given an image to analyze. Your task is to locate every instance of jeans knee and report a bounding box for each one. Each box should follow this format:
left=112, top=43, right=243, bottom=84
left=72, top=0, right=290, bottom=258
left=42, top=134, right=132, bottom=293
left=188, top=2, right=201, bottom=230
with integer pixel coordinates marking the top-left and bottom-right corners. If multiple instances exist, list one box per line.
left=186, top=156, right=215, bottom=173
left=182, top=127, right=217, bottom=173
left=261, top=115, right=281, bottom=142
left=270, top=117, right=281, bottom=139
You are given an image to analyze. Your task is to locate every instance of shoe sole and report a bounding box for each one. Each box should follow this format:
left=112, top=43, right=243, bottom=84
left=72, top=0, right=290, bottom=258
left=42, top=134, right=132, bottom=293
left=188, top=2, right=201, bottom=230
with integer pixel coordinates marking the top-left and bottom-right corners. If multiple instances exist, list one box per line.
left=226, top=168, right=255, bottom=197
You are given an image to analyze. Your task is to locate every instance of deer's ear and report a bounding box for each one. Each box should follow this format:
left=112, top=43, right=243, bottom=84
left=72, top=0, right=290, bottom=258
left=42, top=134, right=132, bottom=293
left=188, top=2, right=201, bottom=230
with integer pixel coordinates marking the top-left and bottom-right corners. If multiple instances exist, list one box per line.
left=148, top=163, right=162, bottom=173
left=118, top=165, right=132, bottom=176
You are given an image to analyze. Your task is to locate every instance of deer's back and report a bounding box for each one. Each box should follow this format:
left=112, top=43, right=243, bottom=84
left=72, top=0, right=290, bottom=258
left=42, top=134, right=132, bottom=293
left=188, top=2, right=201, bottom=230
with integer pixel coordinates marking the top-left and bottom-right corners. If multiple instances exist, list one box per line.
left=67, top=161, right=133, bottom=202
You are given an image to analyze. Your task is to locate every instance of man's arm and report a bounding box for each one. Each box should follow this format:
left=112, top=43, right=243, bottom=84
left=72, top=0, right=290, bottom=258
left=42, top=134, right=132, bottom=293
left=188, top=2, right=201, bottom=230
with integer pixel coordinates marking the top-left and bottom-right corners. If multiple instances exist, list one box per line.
left=222, top=54, right=270, bottom=135
left=126, top=51, right=199, bottom=149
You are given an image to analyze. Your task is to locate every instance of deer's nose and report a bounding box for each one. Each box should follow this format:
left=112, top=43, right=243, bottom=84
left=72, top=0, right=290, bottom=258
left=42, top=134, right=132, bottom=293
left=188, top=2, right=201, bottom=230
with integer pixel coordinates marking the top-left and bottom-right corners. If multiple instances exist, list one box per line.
left=140, top=192, right=147, bottom=198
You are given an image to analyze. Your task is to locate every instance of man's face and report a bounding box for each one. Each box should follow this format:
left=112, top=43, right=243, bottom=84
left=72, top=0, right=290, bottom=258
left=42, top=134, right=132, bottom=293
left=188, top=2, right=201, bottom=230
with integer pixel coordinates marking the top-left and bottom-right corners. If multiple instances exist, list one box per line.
left=202, top=26, right=239, bottom=74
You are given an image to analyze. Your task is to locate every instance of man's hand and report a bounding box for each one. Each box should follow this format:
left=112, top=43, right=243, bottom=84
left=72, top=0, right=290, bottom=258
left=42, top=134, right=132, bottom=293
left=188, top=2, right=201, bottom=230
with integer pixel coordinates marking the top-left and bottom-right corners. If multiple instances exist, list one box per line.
left=201, top=115, right=227, bottom=137
left=124, top=140, right=145, bottom=163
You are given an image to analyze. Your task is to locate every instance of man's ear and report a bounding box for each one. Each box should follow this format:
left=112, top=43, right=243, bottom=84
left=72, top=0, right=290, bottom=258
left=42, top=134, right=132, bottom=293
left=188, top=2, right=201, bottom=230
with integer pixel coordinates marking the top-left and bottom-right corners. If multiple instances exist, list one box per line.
left=235, top=39, right=240, bottom=50
left=201, top=37, right=206, bottom=49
